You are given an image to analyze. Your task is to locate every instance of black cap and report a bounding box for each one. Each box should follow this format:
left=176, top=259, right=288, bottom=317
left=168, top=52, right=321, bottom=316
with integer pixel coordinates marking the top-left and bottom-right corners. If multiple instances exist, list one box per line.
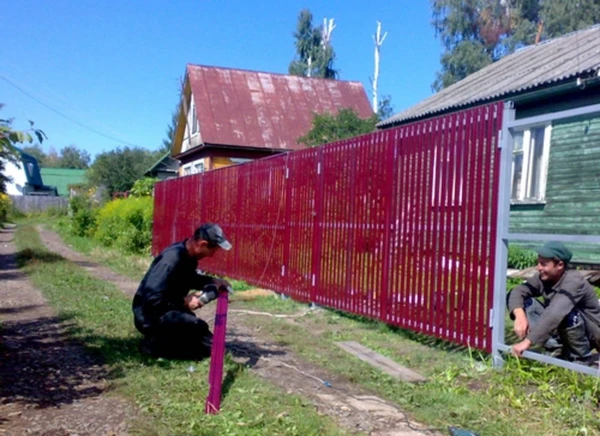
left=535, top=241, right=572, bottom=263
left=194, top=223, right=232, bottom=251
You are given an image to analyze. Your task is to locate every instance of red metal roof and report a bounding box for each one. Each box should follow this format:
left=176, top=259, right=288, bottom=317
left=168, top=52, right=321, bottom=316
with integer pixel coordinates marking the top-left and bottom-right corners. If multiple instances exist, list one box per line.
left=187, top=64, right=373, bottom=151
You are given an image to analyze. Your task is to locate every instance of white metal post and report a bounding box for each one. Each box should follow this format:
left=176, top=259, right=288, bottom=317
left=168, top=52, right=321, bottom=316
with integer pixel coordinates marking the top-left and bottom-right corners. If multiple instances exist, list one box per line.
left=492, top=102, right=516, bottom=367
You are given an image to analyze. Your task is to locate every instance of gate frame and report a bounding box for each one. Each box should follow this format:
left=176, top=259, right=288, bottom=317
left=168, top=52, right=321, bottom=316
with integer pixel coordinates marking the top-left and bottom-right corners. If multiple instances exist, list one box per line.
left=492, top=101, right=600, bottom=376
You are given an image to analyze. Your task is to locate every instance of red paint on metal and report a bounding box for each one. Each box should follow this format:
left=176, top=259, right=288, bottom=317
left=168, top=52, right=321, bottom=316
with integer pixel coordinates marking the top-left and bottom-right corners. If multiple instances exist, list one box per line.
left=205, top=291, right=229, bottom=414
left=153, top=103, right=504, bottom=351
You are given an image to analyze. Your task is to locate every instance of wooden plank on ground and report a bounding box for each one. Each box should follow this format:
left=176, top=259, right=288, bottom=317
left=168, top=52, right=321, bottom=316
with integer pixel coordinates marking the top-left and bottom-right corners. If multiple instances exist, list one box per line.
left=336, top=341, right=427, bottom=383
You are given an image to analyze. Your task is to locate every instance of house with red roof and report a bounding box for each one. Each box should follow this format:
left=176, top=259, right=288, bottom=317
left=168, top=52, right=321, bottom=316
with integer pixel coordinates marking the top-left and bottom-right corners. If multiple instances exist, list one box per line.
left=172, top=64, right=373, bottom=175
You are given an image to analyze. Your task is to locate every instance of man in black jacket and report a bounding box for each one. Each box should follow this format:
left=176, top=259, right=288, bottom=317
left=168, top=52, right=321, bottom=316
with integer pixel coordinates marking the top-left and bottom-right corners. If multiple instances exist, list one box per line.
left=133, top=223, right=232, bottom=359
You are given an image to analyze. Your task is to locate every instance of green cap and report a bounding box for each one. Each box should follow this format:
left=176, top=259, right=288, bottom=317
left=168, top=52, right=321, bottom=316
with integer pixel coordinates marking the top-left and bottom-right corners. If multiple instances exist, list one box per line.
left=535, top=241, right=572, bottom=263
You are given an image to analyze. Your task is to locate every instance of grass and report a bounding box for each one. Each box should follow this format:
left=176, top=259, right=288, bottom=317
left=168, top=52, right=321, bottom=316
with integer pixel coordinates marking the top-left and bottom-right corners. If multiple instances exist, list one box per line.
left=13, top=223, right=345, bottom=436
left=16, top=215, right=600, bottom=435
left=50, top=216, right=152, bottom=281
left=231, top=295, right=600, bottom=435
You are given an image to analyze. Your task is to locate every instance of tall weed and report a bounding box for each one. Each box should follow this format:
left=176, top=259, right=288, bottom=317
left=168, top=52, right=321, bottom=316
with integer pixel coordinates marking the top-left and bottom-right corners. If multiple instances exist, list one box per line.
left=94, top=197, right=153, bottom=254
left=69, top=194, right=97, bottom=236
left=508, top=245, right=537, bottom=270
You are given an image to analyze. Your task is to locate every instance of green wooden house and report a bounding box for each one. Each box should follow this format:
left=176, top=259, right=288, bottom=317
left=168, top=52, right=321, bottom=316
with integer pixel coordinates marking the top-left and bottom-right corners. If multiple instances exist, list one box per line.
left=379, top=25, right=600, bottom=262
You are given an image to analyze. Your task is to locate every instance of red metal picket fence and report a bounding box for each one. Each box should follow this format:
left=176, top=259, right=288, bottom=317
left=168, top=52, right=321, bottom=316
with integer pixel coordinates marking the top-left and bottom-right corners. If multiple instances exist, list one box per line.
left=153, top=102, right=503, bottom=352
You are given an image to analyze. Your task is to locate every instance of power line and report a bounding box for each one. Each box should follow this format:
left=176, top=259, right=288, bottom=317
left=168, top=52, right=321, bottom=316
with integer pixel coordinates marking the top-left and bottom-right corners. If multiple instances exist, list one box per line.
left=0, top=74, right=141, bottom=147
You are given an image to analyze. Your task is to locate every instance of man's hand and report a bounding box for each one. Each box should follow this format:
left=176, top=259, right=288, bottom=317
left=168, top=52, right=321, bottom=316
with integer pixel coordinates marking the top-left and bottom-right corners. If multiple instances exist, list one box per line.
left=513, top=308, right=529, bottom=339
left=511, top=338, right=532, bottom=357
left=184, top=293, right=202, bottom=311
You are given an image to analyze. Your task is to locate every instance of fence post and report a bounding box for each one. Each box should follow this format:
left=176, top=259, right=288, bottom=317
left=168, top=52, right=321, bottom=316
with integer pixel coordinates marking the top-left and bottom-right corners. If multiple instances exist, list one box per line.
left=380, top=131, right=396, bottom=322
left=311, top=148, right=325, bottom=303
left=281, top=154, right=292, bottom=295
left=491, top=101, right=515, bottom=368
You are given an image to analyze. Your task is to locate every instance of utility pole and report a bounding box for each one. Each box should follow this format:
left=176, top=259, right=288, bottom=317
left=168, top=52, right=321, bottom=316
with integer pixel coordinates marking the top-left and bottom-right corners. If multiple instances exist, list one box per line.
left=372, top=21, right=387, bottom=113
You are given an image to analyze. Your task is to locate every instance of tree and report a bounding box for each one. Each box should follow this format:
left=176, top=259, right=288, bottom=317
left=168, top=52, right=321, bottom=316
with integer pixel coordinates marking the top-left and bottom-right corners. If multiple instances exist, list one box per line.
left=160, top=104, right=179, bottom=155
left=0, top=106, right=46, bottom=193
left=21, top=143, right=47, bottom=165
left=432, top=0, right=600, bottom=91
left=377, top=95, right=395, bottom=121
left=540, top=0, right=600, bottom=38
left=371, top=21, right=388, bottom=112
left=298, top=109, right=378, bottom=147
left=58, top=145, right=91, bottom=169
left=21, top=144, right=91, bottom=169
left=87, top=146, right=159, bottom=197
left=289, top=9, right=339, bottom=79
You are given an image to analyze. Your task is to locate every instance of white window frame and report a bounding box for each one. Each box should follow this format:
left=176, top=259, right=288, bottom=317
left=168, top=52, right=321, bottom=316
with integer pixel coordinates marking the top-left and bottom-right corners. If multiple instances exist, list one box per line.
left=510, top=124, right=552, bottom=203
left=183, top=165, right=192, bottom=176
left=193, top=162, right=205, bottom=174
left=191, top=102, right=198, bottom=135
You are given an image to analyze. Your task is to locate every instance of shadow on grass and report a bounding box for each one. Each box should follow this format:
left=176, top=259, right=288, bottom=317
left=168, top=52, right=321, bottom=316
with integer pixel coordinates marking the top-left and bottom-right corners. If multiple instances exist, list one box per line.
left=0, top=313, right=113, bottom=409
left=15, top=247, right=65, bottom=266
left=59, top=323, right=286, bottom=402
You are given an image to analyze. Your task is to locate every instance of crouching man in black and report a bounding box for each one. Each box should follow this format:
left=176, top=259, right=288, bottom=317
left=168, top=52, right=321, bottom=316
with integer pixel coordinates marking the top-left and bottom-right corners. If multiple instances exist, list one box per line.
left=132, top=223, right=232, bottom=360
left=508, top=241, right=600, bottom=364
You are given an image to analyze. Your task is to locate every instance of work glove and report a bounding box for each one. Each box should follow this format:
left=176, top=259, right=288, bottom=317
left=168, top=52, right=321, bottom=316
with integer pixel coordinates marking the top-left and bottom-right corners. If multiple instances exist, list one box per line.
left=199, top=284, right=219, bottom=305
left=213, top=278, right=232, bottom=293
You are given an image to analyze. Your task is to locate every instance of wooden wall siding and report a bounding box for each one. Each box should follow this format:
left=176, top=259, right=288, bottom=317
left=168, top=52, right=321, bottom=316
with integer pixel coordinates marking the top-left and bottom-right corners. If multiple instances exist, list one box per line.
left=509, top=114, right=600, bottom=261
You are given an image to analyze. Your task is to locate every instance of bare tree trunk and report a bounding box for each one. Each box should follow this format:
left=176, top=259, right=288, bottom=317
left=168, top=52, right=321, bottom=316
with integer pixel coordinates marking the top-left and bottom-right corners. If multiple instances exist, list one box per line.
left=372, top=21, right=387, bottom=113
left=322, top=18, right=335, bottom=45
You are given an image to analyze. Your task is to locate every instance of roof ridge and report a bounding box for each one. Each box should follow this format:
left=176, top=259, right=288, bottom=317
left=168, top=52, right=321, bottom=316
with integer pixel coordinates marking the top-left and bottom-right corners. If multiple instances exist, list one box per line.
left=516, top=23, right=600, bottom=53
left=186, top=63, right=363, bottom=85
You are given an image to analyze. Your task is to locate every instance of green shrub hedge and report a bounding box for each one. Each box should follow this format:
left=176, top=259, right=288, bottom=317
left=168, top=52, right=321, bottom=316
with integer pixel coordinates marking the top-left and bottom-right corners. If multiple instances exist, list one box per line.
left=94, top=197, right=153, bottom=254
left=0, top=193, right=10, bottom=223
left=69, top=194, right=97, bottom=237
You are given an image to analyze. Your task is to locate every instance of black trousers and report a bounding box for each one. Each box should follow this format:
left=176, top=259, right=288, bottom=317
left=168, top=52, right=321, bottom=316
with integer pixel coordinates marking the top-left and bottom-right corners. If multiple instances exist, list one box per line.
left=145, top=310, right=213, bottom=360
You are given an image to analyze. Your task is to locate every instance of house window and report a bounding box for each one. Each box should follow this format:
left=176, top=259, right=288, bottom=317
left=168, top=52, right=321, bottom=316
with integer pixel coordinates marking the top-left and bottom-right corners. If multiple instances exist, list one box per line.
left=194, top=162, right=205, bottom=174
left=511, top=124, right=551, bottom=202
left=183, top=165, right=192, bottom=176
left=191, top=104, right=198, bottom=134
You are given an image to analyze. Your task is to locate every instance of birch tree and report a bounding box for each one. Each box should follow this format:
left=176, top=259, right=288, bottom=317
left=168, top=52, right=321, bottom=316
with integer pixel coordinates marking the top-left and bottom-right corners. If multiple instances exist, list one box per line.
left=371, top=21, right=388, bottom=113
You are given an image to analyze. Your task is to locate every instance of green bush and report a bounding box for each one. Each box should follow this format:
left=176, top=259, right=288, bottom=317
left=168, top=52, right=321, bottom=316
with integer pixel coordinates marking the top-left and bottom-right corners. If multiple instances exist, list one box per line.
left=0, top=193, right=10, bottom=223
left=507, top=245, right=537, bottom=270
left=69, top=195, right=97, bottom=237
left=44, top=205, right=68, bottom=217
left=94, top=197, right=153, bottom=254
left=130, top=177, right=158, bottom=197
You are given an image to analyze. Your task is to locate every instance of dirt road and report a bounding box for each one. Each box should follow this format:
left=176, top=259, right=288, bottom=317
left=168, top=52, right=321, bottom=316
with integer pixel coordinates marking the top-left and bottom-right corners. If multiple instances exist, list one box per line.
left=0, top=225, right=136, bottom=435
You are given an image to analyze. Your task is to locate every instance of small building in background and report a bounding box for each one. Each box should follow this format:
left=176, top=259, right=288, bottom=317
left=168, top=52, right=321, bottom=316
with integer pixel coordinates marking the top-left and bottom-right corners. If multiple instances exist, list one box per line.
left=39, top=168, right=87, bottom=197
left=172, top=64, right=373, bottom=176
left=4, top=149, right=58, bottom=196
left=144, top=152, right=179, bottom=180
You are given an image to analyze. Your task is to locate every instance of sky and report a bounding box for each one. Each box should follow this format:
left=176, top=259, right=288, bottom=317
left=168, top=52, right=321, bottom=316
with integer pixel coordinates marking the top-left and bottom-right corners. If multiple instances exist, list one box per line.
left=1, top=1, right=442, bottom=160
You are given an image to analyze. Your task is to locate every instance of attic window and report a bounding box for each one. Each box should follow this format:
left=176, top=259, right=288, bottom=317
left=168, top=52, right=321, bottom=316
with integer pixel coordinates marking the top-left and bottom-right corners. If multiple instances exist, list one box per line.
left=191, top=104, right=198, bottom=134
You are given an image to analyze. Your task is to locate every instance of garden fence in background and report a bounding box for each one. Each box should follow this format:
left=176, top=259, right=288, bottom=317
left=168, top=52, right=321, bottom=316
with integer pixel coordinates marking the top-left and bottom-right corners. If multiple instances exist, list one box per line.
left=153, top=102, right=503, bottom=352
left=10, top=195, right=68, bottom=214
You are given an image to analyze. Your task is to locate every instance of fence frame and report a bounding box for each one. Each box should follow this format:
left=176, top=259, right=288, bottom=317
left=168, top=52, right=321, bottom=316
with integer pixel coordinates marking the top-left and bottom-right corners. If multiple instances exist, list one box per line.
left=492, top=101, right=600, bottom=376
left=153, top=102, right=502, bottom=354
